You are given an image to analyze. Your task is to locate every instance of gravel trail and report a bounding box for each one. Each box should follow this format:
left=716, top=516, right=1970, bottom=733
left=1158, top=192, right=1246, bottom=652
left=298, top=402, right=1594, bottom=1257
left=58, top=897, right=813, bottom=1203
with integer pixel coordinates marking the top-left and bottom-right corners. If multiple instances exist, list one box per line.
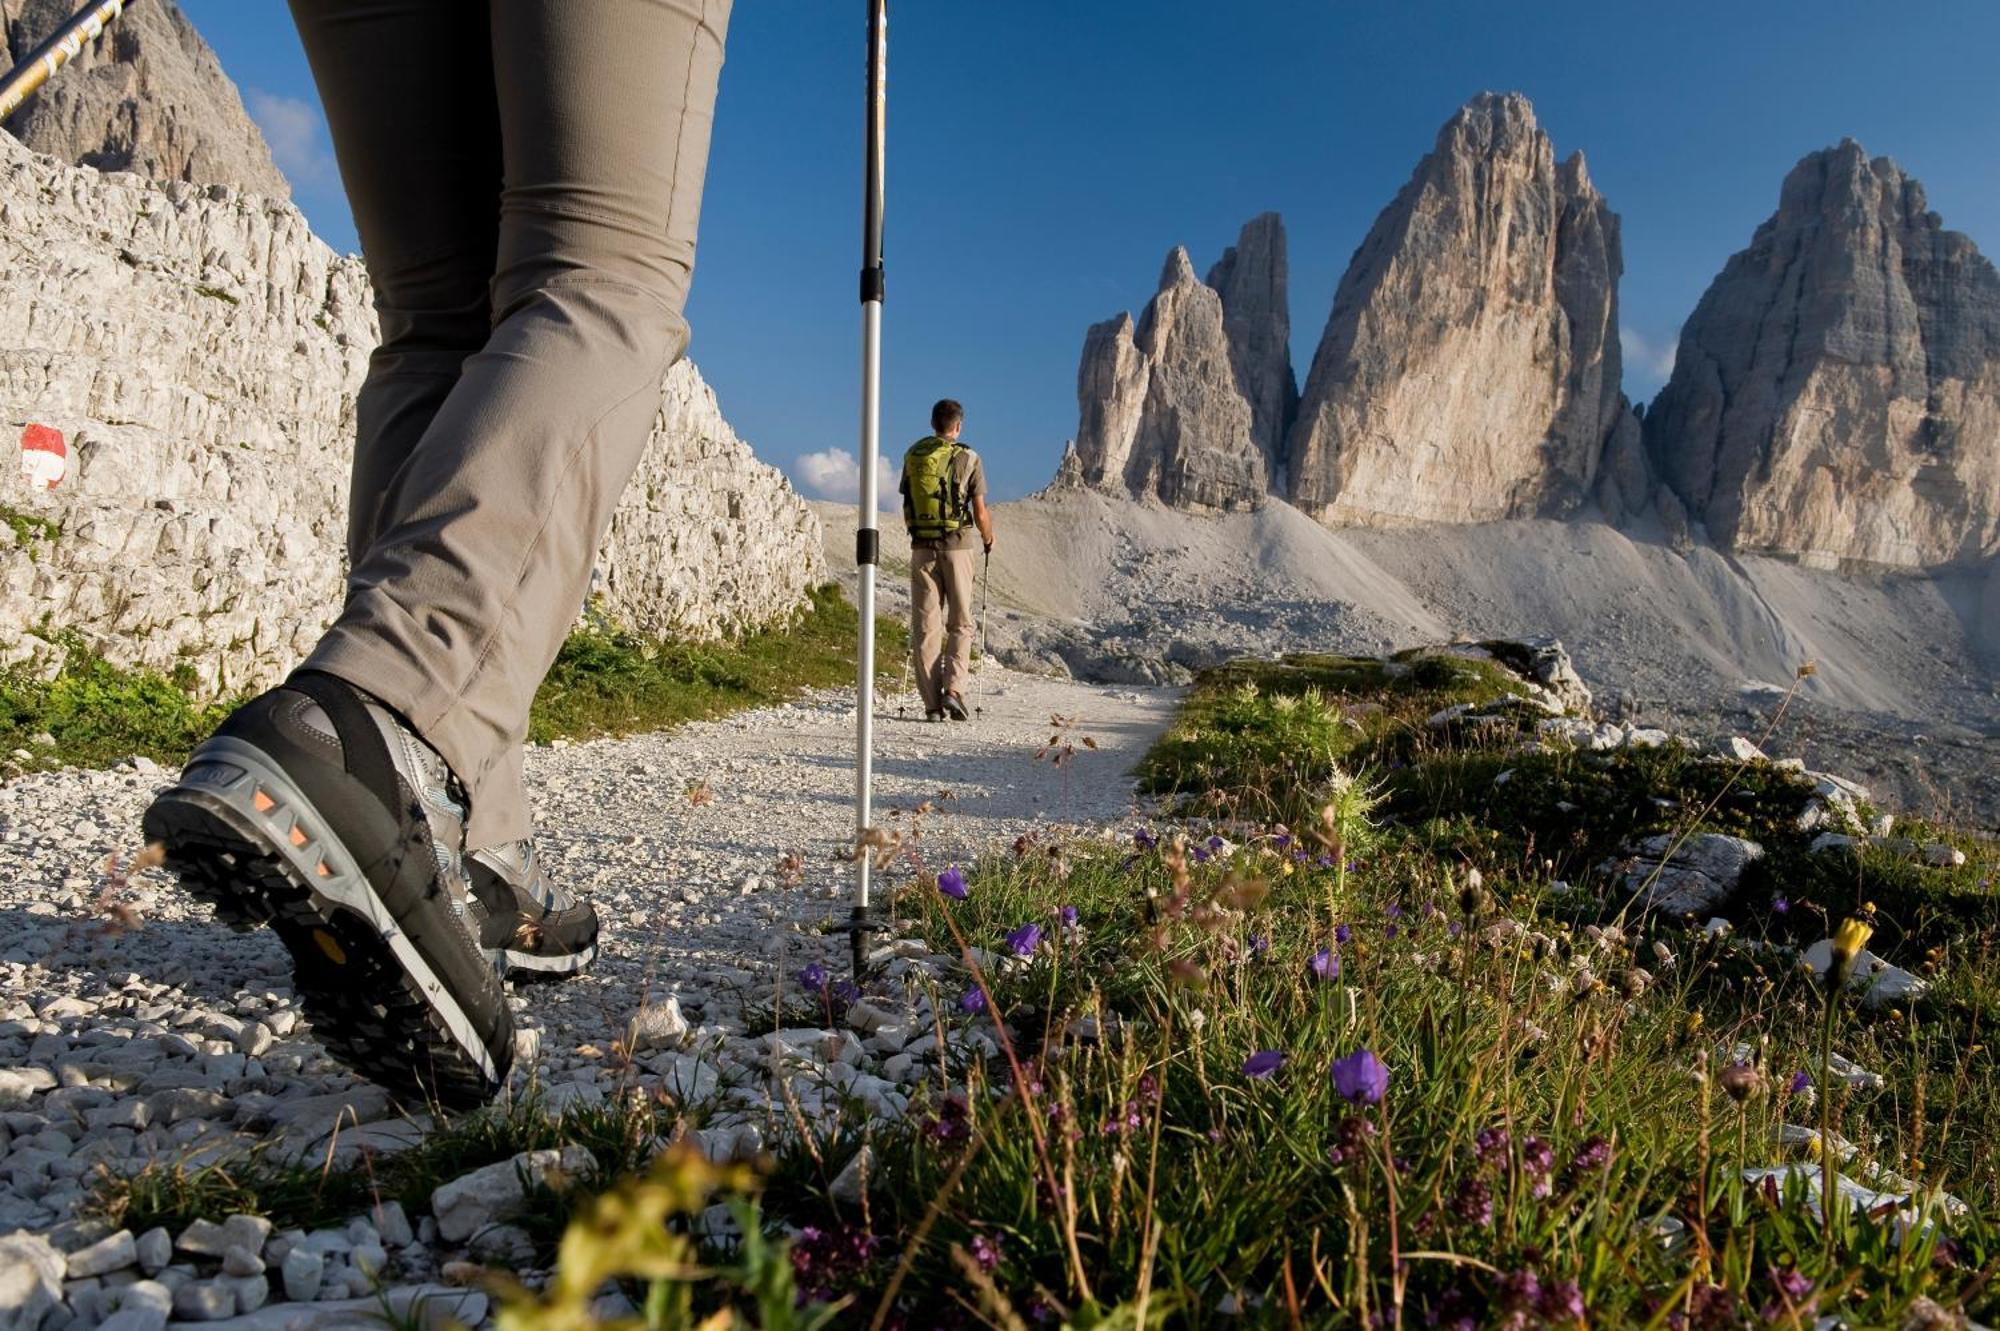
left=0, top=666, right=1175, bottom=1277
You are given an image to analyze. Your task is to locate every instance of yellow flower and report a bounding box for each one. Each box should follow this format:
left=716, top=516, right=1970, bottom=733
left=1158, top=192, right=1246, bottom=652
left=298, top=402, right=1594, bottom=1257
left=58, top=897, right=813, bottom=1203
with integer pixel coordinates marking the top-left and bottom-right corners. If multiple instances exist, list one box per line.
left=1829, top=916, right=1875, bottom=988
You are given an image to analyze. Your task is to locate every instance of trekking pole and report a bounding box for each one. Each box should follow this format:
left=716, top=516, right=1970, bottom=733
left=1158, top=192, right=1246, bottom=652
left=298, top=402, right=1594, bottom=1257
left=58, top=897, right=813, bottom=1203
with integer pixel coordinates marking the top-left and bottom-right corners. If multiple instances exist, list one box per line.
left=847, top=0, right=888, bottom=978
left=0, top=0, right=139, bottom=121
left=979, top=547, right=991, bottom=664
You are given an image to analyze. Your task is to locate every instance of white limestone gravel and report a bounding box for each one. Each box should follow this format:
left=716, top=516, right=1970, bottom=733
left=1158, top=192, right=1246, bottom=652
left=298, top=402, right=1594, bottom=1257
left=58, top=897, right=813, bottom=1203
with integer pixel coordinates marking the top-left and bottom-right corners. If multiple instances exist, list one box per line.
left=0, top=665, right=1174, bottom=1323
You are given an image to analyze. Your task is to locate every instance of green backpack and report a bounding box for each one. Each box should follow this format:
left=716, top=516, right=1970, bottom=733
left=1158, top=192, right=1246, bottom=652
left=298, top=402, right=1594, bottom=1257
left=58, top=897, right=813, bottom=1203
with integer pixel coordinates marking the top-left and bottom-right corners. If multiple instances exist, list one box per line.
left=903, top=435, right=971, bottom=540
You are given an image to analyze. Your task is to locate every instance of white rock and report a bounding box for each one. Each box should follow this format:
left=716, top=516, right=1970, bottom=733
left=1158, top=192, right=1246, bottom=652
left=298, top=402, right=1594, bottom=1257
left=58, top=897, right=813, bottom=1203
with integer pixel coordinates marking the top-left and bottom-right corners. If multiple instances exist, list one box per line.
left=0, top=1232, right=65, bottom=1331
left=626, top=998, right=689, bottom=1053
left=279, top=1249, right=323, bottom=1304
left=170, top=1281, right=235, bottom=1322
left=829, top=1145, right=873, bottom=1204
left=133, top=1230, right=171, bottom=1276
left=430, top=1146, right=595, bottom=1243
left=65, top=1230, right=136, bottom=1278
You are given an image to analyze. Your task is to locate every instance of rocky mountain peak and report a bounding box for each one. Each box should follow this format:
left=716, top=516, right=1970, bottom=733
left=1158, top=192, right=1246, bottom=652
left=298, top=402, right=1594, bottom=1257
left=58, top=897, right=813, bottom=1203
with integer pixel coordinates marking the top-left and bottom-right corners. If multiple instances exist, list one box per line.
left=1284, top=92, right=1626, bottom=526
left=1646, top=140, right=2000, bottom=568
left=1205, top=212, right=1296, bottom=464
left=1061, top=221, right=1286, bottom=511
left=2, top=0, right=289, bottom=199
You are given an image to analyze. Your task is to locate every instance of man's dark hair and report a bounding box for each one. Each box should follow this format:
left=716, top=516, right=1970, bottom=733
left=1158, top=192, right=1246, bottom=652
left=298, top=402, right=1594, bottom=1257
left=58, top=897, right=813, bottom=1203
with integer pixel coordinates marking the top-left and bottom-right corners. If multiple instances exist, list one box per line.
left=931, top=399, right=964, bottom=434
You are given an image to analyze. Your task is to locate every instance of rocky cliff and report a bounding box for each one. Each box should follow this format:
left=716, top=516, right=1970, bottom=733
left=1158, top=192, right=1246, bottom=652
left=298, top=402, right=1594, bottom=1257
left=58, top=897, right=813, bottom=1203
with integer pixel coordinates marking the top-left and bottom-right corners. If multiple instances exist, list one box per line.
left=2, top=0, right=289, bottom=200
left=1645, top=141, right=2000, bottom=569
left=1286, top=93, right=1628, bottom=526
left=1061, top=218, right=1293, bottom=511
left=0, top=131, right=823, bottom=692
left=1205, top=212, right=1296, bottom=465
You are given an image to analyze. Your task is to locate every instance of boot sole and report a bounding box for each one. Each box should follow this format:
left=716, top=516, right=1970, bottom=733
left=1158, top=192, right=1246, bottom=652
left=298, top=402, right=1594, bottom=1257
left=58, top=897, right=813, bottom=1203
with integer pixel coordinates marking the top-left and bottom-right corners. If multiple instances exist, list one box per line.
left=141, top=736, right=510, bottom=1110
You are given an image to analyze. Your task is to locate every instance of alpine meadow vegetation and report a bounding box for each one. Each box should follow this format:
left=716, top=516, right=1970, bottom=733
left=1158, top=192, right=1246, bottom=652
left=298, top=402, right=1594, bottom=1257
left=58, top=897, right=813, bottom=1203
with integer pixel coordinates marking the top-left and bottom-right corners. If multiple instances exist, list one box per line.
left=458, top=651, right=1996, bottom=1328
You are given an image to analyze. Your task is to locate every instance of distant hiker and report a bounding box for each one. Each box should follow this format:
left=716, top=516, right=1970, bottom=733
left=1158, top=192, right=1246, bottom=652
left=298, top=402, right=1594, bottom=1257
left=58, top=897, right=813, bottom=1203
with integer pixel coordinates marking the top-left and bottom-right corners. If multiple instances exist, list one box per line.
left=141, top=0, right=735, bottom=1107
left=901, top=399, right=995, bottom=722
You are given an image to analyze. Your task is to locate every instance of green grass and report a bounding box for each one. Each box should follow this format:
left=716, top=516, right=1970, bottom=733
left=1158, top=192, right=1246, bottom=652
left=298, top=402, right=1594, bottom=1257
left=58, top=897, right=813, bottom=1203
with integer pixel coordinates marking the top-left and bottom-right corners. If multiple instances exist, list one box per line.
left=0, top=633, right=233, bottom=772
left=0, top=585, right=903, bottom=775
left=92, top=1090, right=670, bottom=1241
left=713, top=652, right=1994, bottom=1326
left=1, top=503, right=61, bottom=545
left=527, top=583, right=906, bottom=744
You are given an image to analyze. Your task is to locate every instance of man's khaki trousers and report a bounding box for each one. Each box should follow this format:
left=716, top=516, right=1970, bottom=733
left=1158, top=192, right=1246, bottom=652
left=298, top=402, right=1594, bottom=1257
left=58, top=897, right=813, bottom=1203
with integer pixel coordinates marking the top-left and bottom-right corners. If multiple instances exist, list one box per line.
left=287, top=0, right=731, bottom=847
left=910, top=547, right=977, bottom=715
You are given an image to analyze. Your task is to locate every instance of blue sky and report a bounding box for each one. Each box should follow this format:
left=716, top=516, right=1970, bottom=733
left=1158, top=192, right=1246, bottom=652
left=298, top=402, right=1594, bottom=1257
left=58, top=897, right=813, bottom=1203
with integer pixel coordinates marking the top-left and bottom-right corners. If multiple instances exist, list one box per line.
left=183, top=0, right=1998, bottom=503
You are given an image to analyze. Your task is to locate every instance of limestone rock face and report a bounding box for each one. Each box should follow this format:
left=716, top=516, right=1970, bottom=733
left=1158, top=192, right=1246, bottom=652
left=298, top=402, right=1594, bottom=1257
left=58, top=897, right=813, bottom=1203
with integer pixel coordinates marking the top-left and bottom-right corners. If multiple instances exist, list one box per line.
left=2, top=0, right=290, bottom=200
left=1069, top=246, right=1269, bottom=511
left=1204, top=212, right=1297, bottom=465
left=1286, top=92, right=1626, bottom=526
left=0, top=132, right=822, bottom=694
left=1645, top=141, right=2000, bottom=569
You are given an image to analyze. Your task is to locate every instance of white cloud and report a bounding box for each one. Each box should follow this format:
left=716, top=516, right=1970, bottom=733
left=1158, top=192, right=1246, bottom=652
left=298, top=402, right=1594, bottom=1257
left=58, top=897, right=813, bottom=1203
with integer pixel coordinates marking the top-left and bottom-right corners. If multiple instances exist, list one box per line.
left=246, top=89, right=337, bottom=190
left=1620, top=325, right=1679, bottom=385
left=795, top=448, right=899, bottom=506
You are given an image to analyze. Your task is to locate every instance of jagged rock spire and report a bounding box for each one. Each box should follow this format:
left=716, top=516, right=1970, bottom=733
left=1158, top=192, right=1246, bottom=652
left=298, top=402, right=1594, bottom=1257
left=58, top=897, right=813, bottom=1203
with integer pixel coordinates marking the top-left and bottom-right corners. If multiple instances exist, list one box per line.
left=1284, top=92, right=1626, bottom=526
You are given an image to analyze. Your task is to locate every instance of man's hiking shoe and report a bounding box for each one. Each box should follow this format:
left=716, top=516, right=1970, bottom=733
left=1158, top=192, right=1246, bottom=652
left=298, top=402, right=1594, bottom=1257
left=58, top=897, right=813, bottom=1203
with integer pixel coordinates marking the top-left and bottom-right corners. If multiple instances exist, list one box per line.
left=140, top=672, right=513, bottom=1109
left=925, top=710, right=944, bottom=723
left=468, top=840, right=599, bottom=981
left=942, top=693, right=970, bottom=722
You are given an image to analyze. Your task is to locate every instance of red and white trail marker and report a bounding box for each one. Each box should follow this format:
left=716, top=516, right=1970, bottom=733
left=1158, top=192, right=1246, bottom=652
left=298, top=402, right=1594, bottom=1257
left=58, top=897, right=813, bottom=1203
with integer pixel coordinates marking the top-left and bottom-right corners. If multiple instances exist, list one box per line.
left=18, top=424, right=66, bottom=490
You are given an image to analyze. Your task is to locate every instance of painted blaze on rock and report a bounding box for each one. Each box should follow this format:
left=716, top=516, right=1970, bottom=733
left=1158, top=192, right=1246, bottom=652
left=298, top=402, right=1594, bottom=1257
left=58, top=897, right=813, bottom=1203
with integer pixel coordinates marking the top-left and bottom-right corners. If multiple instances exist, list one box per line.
left=17, top=423, right=66, bottom=489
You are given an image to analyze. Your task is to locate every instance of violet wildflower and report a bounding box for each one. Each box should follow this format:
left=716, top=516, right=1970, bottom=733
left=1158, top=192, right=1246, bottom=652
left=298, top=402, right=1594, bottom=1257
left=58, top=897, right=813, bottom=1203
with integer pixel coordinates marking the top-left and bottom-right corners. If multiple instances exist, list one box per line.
left=1538, top=1279, right=1585, bottom=1323
left=1571, top=1136, right=1612, bottom=1174
left=1005, top=922, right=1043, bottom=958
left=1384, top=924, right=1399, bottom=941
left=1521, top=1135, right=1556, bottom=1198
left=1206, top=834, right=1225, bottom=853
left=937, top=866, right=969, bottom=900
left=1762, top=1265, right=1814, bottom=1319
left=958, top=987, right=986, bottom=1015
left=1771, top=895, right=1790, bottom=915
left=1789, top=1070, right=1811, bottom=1095
left=1315, top=853, right=1335, bottom=869
left=969, top=1232, right=1003, bottom=1273
left=830, top=979, right=862, bottom=1007
left=1134, top=827, right=1157, bottom=851
left=1311, top=947, right=1341, bottom=982
left=1331, top=1048, right=1388, bottom=1104
left=797, top=961, right=828, bottom=992
left=1243, top=1050, right=1284, bottom=1079
left=1385, top=901, right=1404, bottom=919
left=1495, top=1267, right=1542, bottom=1312
left=1449, top=1176, right=1494, bottom=1227
left=1473, top=1126, right=1511, bottom=1167
left=1250, top=933, right=1270, bottom=956
left=1335, top=924, right=1352, bottom=945
left=1057, top=904, right=1080, bottom=932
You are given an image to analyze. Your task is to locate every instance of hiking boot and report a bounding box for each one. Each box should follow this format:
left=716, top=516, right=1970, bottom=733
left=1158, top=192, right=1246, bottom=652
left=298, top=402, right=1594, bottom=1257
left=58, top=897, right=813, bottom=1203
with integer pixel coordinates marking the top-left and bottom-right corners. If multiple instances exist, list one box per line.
left=925, top=710, right=944, bottom=723
left=140, top=671, right=513, bottom=1109
left=468, top=839, right=599, bottom=981
left=942, top=693, right=970, bottom=722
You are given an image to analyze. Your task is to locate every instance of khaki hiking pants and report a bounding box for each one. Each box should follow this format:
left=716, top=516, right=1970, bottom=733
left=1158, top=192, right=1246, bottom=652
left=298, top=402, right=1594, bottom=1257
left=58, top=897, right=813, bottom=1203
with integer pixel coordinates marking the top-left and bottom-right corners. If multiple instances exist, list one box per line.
left=288, top=0, right=731, bottom=847
left=910, top=547, right=978, bottom=715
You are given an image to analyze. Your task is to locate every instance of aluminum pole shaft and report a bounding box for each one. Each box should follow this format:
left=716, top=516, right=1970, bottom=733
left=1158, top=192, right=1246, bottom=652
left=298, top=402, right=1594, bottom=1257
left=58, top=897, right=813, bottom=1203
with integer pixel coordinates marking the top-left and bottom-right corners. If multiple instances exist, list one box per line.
left=0, top=0, right=137, bottom=122
left=850, top=0, right=887, bottom=975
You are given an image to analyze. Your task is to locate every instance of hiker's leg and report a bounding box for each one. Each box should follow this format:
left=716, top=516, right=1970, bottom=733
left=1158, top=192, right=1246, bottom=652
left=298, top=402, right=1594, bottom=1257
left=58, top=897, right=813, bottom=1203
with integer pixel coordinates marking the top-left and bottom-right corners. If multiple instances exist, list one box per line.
left=301, top=0, right=732, bottom=848
left=939, top=548, right=978, bottom=702
left=288, top=0, right=502, bottom=569
left=909, top=549, right=945, bottom=715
